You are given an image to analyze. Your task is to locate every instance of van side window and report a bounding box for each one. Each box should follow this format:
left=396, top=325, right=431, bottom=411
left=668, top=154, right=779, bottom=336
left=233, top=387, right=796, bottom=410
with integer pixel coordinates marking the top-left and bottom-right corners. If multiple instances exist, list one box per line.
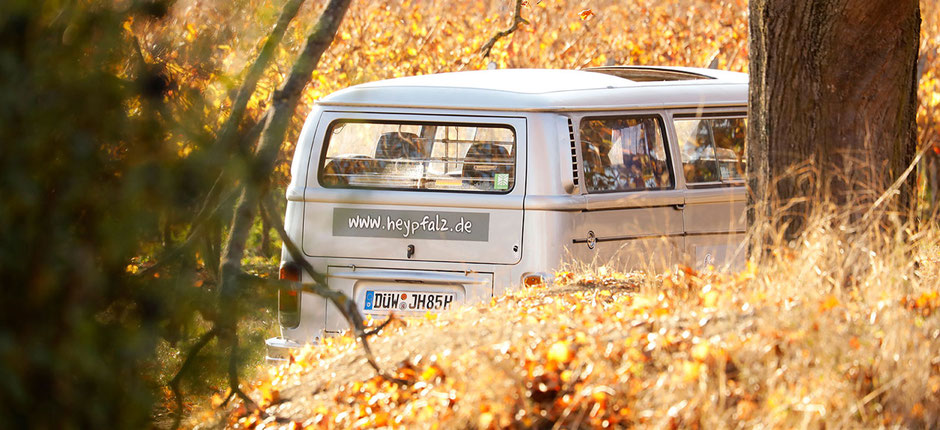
left=675, top=117, right=747, bottom=185
left=320, top=121, right=515, bottom=193
left=579, top=116, right=673, bottom=193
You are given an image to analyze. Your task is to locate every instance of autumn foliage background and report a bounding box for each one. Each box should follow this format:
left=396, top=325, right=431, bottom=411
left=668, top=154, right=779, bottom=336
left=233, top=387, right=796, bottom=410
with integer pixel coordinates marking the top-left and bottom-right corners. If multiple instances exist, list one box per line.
left=1, top=0, right=939, bottom=428
left=133, top=0, right=940, bottom=206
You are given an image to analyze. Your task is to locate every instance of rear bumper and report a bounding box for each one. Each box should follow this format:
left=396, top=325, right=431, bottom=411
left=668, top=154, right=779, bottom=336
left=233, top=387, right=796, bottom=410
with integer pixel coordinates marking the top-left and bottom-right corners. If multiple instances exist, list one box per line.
left=265, top=336, right=304, bottom=365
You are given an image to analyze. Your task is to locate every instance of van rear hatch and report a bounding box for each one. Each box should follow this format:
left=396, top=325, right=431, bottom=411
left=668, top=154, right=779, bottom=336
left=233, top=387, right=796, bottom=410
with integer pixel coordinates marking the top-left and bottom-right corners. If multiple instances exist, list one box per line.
left=301, top=113, right=527, bottom=265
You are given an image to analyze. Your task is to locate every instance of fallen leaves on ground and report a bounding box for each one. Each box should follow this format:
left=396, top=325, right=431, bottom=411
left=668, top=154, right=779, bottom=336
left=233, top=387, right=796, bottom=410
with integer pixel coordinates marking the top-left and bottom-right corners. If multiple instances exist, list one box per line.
left=203, top=241, right=940, bottom=429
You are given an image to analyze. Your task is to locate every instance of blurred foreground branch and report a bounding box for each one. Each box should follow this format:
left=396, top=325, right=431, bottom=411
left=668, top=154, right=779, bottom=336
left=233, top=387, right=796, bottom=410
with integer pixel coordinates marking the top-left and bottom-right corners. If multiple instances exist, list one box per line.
left=212, top=0, right=353, bottom=413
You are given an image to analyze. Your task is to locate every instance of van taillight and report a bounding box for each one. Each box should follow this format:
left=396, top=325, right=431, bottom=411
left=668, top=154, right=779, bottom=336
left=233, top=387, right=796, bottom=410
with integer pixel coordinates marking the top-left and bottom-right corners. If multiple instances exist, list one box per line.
left=522, top=272, right=553, bottom=288
left=279, top=263, right=301, bottom=282
left=278, top=262, right=301, bottom=328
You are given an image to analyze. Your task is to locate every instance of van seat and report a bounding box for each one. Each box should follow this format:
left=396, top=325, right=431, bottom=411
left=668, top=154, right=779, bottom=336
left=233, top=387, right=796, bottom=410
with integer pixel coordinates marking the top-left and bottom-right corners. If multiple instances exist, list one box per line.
left=462, top=143, right=511, bottom=186
left=322, top=155, right=374, bottom=186
left=375, top=132, right=424, bottom=161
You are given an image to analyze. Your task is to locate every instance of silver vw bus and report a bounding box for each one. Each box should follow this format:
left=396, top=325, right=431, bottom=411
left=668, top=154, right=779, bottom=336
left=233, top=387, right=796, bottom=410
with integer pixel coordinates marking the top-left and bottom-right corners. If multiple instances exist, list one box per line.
left=268, top=67, right=747, bottom=357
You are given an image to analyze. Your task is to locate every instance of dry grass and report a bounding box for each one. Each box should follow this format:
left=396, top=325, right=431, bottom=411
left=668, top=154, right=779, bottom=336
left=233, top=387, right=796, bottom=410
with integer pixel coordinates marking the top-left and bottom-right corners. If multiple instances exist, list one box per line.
left=200, top=204, right=940, bottom=429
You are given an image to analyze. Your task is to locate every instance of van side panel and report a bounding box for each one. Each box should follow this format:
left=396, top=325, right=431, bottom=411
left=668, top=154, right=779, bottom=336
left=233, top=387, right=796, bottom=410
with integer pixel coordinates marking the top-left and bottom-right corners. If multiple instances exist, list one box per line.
left=516, top=114, right=583, bottom=286
left=661, top=108, right=748, bottom=271
left=684, top=188, right=747, bottom=270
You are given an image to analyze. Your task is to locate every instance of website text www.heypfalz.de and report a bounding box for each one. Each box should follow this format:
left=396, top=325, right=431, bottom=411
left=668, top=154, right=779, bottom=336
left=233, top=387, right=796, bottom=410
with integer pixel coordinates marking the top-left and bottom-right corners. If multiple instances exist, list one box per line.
left=346, top=213, right=474, bottom=238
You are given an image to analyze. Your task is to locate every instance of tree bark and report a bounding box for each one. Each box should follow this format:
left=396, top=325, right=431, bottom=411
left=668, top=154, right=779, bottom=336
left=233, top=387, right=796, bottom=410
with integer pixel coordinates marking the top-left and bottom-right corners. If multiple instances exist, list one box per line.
left=747, top=0, right=921, bottom=244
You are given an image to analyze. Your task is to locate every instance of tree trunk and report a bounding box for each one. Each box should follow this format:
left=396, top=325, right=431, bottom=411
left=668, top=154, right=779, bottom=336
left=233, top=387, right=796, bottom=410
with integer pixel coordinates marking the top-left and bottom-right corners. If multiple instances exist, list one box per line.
left=219, top=0, right=352, bottom=306
left=213, top=0, right=352, bottom=403
left=747, top=0, right=921, bottom=244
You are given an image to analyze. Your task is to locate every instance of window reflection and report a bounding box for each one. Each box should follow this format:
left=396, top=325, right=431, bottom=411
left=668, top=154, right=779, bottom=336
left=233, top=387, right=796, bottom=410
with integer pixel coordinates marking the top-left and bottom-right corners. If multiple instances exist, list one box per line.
left=320, top=121, right=516, bottom=193
left=675, top=117, right=747, bottom=185
left=580, top=116, right=672, bottom=193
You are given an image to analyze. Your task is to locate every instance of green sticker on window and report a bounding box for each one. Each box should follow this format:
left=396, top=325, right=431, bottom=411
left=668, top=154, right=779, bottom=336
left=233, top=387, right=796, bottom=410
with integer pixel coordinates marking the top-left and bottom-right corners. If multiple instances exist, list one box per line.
left=494, top=173, right=509, bottom=190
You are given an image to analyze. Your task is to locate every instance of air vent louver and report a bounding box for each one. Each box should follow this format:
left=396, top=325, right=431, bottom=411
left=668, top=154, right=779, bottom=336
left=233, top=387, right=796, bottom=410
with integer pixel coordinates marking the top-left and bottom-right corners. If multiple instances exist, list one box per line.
left=568, top=119, right=579, bottom=187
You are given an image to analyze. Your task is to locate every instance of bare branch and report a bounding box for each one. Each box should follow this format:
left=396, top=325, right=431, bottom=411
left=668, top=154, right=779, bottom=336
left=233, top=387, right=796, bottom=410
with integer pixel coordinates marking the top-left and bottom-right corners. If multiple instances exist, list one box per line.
left=210, top=0, right=357, bottom=415
left=213, top=0, right=307, bottom=158
left=225, top=330, right=263, bottom=416
left=138, top=112, right=266, bottom=279
left=260, top=196, right=399, bottom=380
left=169, top=328, right=219, bottom=430
left=137, top=183, right=240, bottom=278
left=480, top=0, right=529, bottom=58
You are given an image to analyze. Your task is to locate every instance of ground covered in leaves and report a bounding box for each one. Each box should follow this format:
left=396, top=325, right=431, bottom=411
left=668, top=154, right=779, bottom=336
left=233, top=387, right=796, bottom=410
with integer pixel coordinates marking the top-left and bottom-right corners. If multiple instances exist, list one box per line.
left=198, top=232, right=940, bottom=429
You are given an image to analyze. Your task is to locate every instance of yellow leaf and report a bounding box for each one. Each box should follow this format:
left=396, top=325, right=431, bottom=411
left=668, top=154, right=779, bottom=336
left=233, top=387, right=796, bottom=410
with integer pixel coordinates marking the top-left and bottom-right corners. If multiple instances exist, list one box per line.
left=848, top=336, right=861, bottom=350
left=681, top=360, right=703, bottom=382
left=691, top=342, right=710, bottom=362
left=478, top=412, right=494, bottom=428
left=928, top=375, right=940, bottom=393
left=702, top=290, right=719, bottom=307
left=547, top=340, right=573, bottom=364
left=420, top=365, right=440, bottom=381
left=579, top=9, right=595, bottom=20
left=820, top=295, right=840, bottom=312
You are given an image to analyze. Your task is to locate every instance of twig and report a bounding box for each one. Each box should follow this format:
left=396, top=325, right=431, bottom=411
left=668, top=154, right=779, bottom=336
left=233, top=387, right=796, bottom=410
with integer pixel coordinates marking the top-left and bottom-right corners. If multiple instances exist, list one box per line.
left=480, top=0, right=529, bottom=58
left=862, top=136, right=936, bottom=222
left=364, top=314, right=397, bottom=337
left=849, top=374, right=906, bottom=419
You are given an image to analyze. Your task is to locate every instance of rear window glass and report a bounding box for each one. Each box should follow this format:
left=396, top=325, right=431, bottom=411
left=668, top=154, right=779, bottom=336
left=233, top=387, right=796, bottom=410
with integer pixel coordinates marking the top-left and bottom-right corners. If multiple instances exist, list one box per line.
left=319, top=121, right=515, bottom=193
left=579, top=115, right=673, bottom=193
left=675, top=117, right=746, bottom=185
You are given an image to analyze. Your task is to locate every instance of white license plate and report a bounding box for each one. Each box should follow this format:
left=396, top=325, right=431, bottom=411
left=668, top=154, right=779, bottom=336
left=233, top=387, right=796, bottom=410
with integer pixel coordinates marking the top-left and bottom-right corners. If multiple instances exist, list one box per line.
left=363, top=291, right=455, bottom=313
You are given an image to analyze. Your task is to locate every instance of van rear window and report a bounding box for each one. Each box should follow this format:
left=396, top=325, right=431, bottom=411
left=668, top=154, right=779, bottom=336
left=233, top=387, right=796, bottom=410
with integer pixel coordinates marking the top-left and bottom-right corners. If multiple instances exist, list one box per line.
left=319, top=121, right=515, bottom=193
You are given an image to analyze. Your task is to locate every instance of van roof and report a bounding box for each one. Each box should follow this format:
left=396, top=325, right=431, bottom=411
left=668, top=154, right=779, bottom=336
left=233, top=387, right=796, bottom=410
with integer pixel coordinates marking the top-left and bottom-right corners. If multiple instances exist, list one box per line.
left=317, top=66, right=748, bottom=112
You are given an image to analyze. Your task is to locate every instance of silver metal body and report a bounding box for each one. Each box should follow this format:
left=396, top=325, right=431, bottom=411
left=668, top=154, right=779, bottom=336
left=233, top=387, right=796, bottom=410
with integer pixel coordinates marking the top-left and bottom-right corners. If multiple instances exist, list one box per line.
left=272, top=67, right=748, bottom=350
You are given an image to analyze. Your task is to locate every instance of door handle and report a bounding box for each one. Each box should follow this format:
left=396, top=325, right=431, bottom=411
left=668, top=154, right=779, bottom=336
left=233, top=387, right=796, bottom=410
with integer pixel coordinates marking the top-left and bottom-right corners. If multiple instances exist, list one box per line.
left=673, top=203, right=686, bottom=211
